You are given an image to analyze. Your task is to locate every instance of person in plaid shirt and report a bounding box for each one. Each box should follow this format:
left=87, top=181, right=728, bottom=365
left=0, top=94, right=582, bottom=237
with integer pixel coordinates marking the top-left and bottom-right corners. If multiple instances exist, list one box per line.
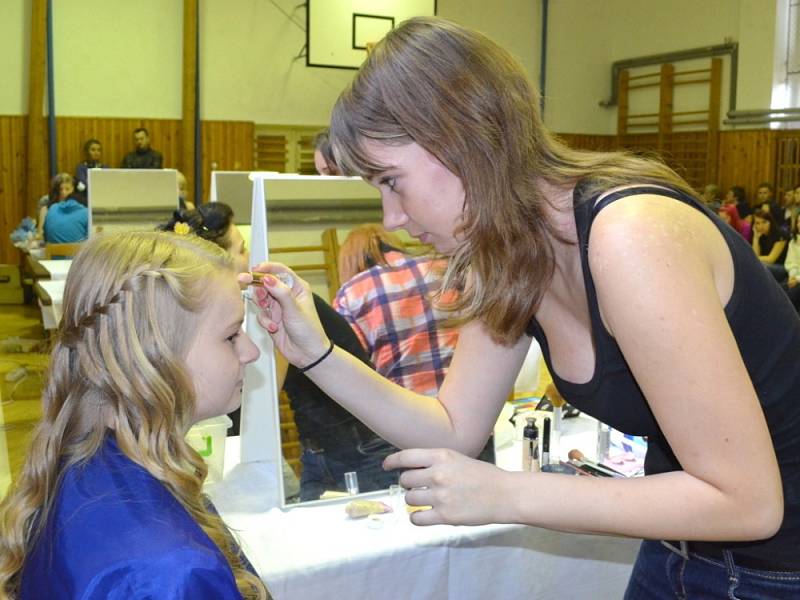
left=333, top=225, right=458, bottom=399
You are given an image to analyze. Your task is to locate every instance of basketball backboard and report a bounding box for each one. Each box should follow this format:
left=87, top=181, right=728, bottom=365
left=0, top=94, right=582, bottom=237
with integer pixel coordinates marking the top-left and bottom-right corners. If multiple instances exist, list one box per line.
left=307, top=0, right=436, bottom=69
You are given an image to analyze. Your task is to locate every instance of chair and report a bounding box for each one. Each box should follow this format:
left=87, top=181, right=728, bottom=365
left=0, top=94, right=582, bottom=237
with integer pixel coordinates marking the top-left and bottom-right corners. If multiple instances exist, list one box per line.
left=44, top=243, right=82, bottom=260
left=268, top=228, right=341, bottom=301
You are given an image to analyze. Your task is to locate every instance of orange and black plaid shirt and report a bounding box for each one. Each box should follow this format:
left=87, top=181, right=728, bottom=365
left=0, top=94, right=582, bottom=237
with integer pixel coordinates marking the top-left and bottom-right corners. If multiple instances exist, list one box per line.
left=333, top=250, right=459, bottom=397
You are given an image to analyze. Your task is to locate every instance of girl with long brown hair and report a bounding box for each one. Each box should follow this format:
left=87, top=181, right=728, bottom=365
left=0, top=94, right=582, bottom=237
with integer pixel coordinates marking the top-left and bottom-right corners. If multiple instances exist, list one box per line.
left=246, top=17, right=800, bottom=598
left=0, top=231, right=268, bottom=599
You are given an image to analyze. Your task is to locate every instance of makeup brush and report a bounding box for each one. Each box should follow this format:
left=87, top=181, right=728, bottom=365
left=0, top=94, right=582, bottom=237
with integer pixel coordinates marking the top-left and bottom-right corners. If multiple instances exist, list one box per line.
left=567, top=449, right=626, bottom=478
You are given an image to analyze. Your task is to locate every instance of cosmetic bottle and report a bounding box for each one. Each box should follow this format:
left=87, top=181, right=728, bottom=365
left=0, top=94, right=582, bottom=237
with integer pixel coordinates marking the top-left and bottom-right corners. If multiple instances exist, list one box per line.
left=596, top=421, right=611, bottom=463
left=522, top=417, right=540, bottom=472
left=549, top=395, right=564, bottom=462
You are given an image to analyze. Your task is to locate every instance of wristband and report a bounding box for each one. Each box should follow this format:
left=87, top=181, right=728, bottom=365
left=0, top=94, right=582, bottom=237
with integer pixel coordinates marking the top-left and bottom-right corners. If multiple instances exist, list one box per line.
left=297, top=340, right=335, bottom=374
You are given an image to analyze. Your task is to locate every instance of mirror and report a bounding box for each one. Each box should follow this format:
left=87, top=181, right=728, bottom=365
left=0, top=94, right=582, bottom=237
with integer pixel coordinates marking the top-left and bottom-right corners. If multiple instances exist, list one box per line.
left=225, top=173, right=500, bottom=507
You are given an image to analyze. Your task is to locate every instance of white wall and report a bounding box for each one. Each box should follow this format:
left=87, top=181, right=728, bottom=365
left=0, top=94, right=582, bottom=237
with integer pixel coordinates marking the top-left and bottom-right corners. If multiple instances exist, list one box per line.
left=438, top=0, right=540, bottom=85
left=200, top=0, right=354, bottom=124
left=0, top=0, right=30, bottom=114
left=52, top=0, right=183, bottom=118
left=545, top=0, right=776, bottom=134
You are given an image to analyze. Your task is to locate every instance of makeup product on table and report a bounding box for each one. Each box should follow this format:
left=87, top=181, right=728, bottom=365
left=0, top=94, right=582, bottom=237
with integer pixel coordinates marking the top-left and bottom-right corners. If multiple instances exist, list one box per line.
left=541, top=462, right=584, bottom=475
left=522, top=417, right=540, bottom=472
left=345, top=500, right=392, bottom=519
left=542, top=417, right=551, bottom=466
left=344, top=471, right=360, bottom=495
left=567, top=449, right=626, bottom=478
left=596, top=421, right=611, bottom=464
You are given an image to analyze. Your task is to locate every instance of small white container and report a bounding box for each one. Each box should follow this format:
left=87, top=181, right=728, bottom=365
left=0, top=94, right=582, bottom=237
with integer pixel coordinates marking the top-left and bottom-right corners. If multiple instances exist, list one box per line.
left=185, top=414, right=232, bottom=483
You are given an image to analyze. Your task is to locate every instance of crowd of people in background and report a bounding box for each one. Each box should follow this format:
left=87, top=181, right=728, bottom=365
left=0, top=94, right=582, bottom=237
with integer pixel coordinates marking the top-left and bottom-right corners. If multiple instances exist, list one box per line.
left=702, top=180, right=800, bottom=312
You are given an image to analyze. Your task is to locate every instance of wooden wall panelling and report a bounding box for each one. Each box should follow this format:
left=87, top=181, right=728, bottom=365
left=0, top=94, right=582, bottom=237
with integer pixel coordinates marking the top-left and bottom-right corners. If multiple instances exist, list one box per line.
left=663, top=131, right=709, bottom=191
left=774, top=132, right=800, bottom=197
left=54, top=117, right=182, bottom=177
left=201, top=120, right=255, bottom=203
left=255, top=125, right=325, bottom=174
left=296, top=132, right=317, bottom=175
left=52, top=117, right=253, bottom=207
left=255, top=134, right=289, bottom=172
left=717, top=130, right=777, bottom=201
left=0, top=116, right=28, bottom=265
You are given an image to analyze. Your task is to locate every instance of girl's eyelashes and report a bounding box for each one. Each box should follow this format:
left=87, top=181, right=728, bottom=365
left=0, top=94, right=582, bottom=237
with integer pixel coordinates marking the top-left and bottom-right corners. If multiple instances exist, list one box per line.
left=380, top=176, right=397, bottom=192
left=226, top=331, right=240, bottom=344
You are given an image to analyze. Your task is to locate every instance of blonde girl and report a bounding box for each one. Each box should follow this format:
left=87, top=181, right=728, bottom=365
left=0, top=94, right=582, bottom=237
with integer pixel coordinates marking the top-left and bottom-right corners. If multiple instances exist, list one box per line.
left=0, top=232, right=268, bottom=599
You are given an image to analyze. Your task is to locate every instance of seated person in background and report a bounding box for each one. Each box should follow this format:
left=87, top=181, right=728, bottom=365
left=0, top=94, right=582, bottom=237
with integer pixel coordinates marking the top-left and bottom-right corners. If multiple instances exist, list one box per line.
left=332, top=225, right=496, bottom=464
left=0, top=231, right=267, bottom=599
left=74, top=138, right=109, bottom=198
left=121, top=127, right=163, bottom=169
left=752, top=209, right=789, bottom=282
left=723, top=185, right=752, bottom=223
left=334, top=224, right=458, bottom=399
left=277, top=294, right=399, bottom=501
left=701, top=183, right=721, bottom=211
left=313, top=128, right=340, bottom=176
left=42, top=173, right=88, bottom=244
left=717, top=204, right=752, bottom=242
left=36, top=173, right=69, bottom=238
left=787, top=185, right=800, bottom=234
left=177, top=170, right=196, bottom=210
left=756, top=182, right=786, bottom=232
left=783, top=218, right=800, bottom=312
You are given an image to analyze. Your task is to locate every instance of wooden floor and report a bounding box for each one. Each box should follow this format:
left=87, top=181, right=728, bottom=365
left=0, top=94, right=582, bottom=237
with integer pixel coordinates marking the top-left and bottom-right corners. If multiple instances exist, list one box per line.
left=0, top=303, right=48, bottom=497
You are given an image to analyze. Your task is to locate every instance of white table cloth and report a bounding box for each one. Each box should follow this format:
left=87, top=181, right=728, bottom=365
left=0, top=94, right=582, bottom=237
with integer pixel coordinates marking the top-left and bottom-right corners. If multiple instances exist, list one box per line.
left=35, top=279, right=66, bottom=330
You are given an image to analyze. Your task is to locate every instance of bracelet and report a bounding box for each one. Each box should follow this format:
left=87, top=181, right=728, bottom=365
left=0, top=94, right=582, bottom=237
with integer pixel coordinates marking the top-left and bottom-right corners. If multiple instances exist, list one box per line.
left=297, top=340, right=335, bottom=374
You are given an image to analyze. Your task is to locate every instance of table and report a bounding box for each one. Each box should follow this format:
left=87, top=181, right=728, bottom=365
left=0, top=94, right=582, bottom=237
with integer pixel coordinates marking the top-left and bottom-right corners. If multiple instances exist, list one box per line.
left=208, top=416, right=640, bottom=600
left=37, top=259, right=72, bottom=280
left=33, top=279, right=66, bottom=330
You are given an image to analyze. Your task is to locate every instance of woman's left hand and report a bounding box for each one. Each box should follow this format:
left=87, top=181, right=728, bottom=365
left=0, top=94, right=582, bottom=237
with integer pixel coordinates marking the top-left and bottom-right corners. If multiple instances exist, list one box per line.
left=384, top=448, right=517, bottom=526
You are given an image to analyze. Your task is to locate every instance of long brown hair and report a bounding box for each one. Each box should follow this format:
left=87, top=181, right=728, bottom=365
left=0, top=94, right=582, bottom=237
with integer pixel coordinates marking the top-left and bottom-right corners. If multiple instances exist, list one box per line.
left=338, top=224, right=406, bottom=282
left=0, top=232, right=267, bottom=599
left=330, top=17, right=697, bottom=345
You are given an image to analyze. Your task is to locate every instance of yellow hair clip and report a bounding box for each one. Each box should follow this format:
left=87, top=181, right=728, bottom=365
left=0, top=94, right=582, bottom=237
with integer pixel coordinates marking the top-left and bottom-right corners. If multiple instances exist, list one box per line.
left=173, top=222, right=191, bottom=236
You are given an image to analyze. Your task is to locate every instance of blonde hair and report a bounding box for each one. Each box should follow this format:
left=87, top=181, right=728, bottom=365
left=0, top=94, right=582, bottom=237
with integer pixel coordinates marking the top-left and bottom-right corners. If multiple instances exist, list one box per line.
left=338, top=224, right=406, bottom=283
left=0, top=232, right=267, bottom=599
left=330, top=17, right=697, bottom=345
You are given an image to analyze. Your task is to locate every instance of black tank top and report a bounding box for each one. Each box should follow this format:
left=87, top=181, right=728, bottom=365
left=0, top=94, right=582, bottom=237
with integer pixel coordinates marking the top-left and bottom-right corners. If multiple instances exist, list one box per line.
left=527, top=181, right=800, bottom=562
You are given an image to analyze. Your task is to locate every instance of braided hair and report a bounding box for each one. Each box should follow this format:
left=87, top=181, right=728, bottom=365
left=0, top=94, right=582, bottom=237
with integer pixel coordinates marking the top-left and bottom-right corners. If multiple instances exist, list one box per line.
left=160, top=202, right=236, bottom=250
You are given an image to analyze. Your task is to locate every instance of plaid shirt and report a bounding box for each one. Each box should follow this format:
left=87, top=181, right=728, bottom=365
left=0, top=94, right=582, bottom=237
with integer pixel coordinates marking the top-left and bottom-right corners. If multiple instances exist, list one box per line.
left=333, top=250, right=459, bottom=397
